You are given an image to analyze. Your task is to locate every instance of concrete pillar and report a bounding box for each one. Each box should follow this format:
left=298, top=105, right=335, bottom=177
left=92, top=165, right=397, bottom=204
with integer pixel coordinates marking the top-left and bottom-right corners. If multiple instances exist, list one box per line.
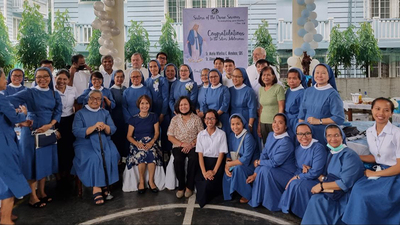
left=105, top=0, right=125, bottom=70
left=292, top=0, right=305, bottom=68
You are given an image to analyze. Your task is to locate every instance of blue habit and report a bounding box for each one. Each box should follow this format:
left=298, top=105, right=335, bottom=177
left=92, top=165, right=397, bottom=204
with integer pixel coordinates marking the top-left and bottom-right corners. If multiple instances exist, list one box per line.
left=77, top=87, right=116, bottom=110
left=285, top=88, right=305, bottom=142
left=4, top=85, right=26, bottom=96
left=223, top=130, right=259, bottom=201
left=169, top=80, right=198, bottom=113
left=202, top=85, right=231, bottom=136
left=145, top=75, right=169, bottom=117
left=279, top=141, right=327, bottom=218
left=72, top=107, right=120, bottom=187
left=301, top=148, right=364, bottom=225
left=110, top=86, right=129, bottom=157
left=197, top=84, right=208, bottom=112
left=187, top=29, right=203, bottom=56
left=298, top=87, right=344, bottom=146
left=122, top=86, right=151, bottom=123
left=7, top=88, right=62, bottom=180
left=0, top=94, right=31, bottom=200
left=248, top=132, right=296, bottom=211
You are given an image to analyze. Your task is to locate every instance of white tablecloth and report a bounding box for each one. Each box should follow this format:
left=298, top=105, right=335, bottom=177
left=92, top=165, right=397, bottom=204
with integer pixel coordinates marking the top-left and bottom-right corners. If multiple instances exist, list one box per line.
left=343, top=100, right=372, bottom=111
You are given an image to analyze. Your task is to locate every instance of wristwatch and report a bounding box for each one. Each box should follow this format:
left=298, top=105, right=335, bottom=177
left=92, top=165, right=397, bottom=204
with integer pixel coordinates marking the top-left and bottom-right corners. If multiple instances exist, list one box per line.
left=319, top=119, right=323, bottom=125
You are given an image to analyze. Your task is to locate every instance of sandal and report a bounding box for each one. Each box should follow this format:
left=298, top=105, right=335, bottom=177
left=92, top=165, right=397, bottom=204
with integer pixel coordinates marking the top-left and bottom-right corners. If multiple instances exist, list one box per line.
left=93, top=192, right=104, bottom=205
left=28, top=201, right=46, bottom=208
left=39, top=196, right=53, bottom=204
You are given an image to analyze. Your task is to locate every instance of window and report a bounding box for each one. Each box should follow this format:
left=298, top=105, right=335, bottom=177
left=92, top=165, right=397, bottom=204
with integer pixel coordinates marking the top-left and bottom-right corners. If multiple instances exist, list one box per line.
left=13, top=18, right=21, bottom=41
left=217, top=0, right=235, bottom=7
left=193, top=0, right=208, bottom=8
left=169, top=0, right=185, bottom=23
left=396, top=61, right=400, bottom=77
left=371, top=0, right=391, bottom=18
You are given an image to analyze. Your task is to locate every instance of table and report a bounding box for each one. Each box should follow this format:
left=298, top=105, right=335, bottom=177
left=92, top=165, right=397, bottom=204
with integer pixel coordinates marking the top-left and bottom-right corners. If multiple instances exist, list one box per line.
left=343, top=101, right=372, bottom=121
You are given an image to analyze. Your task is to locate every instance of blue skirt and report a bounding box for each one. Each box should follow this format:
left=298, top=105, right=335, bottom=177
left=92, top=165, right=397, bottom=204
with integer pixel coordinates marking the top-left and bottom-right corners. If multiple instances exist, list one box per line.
left=223, top=164, right=254, bottom=201
left=342, top=174, right=400, bottom=224
left=126, top=137, right=163, bottom=168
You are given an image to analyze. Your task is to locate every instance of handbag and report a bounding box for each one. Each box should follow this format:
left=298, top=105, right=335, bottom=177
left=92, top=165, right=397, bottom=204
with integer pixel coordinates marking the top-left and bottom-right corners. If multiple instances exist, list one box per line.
left=323, top=173, right=345, bottom=201
left=33, top=129, right=58, bottom=149
left=230, top=132, right=247, bottom=161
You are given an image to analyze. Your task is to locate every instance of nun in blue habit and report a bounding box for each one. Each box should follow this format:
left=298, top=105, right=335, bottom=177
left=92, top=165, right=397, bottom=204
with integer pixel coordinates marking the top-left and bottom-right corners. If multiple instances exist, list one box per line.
left=122, top=69, right=151, bottom=123
left=229, top=67, right=259, bottom=151
left=223, top=114, right=259, bottom=203
left=248, top=113, right=296, bottom=211
left=298, top=64, right=344, bottom=147
left=0, top=69, right=31, bottom=210
left=169, top=64, right=198, bottom=114
left=145, top=60, right=169, bottom=119
left=284, top=68, right=307, bottom=142
left=72, top=90, right=120, bottom=204
left=77, top=71, right=116, bottom=110
left=7, top=67, right=61, bottom=206
left=202, top=69, right=231, bottom=137
left=301, top=124, right=364, bottom=225
left=3, top=68, right=26, bottom=96
left=196, top=68, right=210, bottom=117
left=279, top=122, right=327, bottom=218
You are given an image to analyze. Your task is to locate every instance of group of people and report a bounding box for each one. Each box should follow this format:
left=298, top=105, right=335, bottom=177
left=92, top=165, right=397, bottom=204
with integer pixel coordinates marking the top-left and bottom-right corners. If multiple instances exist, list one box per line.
left=0, top=47, right=399, bottom=225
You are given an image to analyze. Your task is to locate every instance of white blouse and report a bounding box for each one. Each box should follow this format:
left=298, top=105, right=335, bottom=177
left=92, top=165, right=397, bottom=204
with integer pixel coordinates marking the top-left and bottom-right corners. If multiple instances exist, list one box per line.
left=196, top=128, right=228, bottom=158
left=367, top=121, right=400, bottom=166
left=56, top=86, right=78, bottom=117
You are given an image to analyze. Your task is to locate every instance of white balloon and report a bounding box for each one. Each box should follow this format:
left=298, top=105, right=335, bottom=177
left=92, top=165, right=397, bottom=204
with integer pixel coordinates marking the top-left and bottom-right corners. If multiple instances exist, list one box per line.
left=304, top=21, right=316, bottom=32
left=98, top=37, right=105, bottom=46
left=305, top=0, right=314, bottom=4
left=310, top=41, right=319, bottom=49
left=309, top=12, right=317, bottom=20
left=100, top=24, right=111, bottom=32
left=114, top=57, right=123, bottom=67
left=309, top=29, right=317, bottom=35
left=91, top=19, right=102, bottom=29
left=287, top=56, right=298, bottom=66
left=101, top=31, right=112, bottom=40
left=99, top=46, right=109, bottom=55
left=97, top=10, right=108, bottom=20
left=108, top=48, right=118, bottom=56
left=110, top=27, right=120, bottom=36
left=303, top=33, right=314, bottom=42
left=104, top=19, right=116, bottom=28
left=310, top=59, right=320, bottom=72
left=103, top=39, right=114, bottom=49
left=93, top=2, right=104, bottom=11
left=104, top=0, right=115, bottom=7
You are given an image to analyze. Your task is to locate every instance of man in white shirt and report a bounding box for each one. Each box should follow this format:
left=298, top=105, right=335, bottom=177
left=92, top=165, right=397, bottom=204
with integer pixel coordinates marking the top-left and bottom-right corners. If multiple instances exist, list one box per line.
left=69, top=54, right=92, bottom=95
left=222, top=59, right=235, bottom=87
left=124, top=53, right=149, bottom=87
left=213, top=57, right=224, bottom=75
left=100, top=55, right=114, bottom=88
left=246, top=47, right=266, bottom=92
left=156, top=52, right=168, bottom=76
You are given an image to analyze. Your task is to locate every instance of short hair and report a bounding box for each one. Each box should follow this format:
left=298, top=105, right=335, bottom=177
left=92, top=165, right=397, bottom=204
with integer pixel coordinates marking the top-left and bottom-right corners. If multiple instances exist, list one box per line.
left=273, top=113, right=287, bottom=126
left=174, top=96, right=195, bottom=115
left=288, top=68, right=301, bottom=80
left=0, top=68, right=4, bottom=78
left=255, top=59, right=270, bottom=67
left=156, top=52, right=167, bottom=60
left=201, top=68, right=210, bottom=74
left=258, top=66, right=278, bottom=87
left=254, top=46, right=266, bottom=56
left=136, top=94, right=152, bottom=108
left=132, top=53, right=144, bottom=61
left=40, top=59, right=53, bottom=65
left=101, top=55, right=114, bottom=63
left=71, top=54, right=84, bottom=64
left=56, top=69, right=71, bottom=79
left=114, top=69, right=125, bottom=78
left=90, top=71, right=104, bottom=80
left=372, top=97, right=395, bottom=113
left=204, top=109, right=219, bottom=125
left=88, top=89, right=103, bottom=98
left=213, top=57, right=224, bottom=64
left=224, top=59, right=235, bottom=65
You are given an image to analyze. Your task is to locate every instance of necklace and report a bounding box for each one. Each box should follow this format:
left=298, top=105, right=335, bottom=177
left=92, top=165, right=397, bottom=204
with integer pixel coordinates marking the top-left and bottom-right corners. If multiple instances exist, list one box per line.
left=375, top=135, right=386, bottom=158
left=139, top=112, right=149, bottom=118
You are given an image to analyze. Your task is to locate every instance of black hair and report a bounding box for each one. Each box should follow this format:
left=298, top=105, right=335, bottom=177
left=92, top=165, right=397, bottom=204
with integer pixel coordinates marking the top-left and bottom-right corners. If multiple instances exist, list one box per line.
left=258, top=66, right=278, bottom=87
left=101, top=55, right=114, bottom=63
left=114, top=69, right=125, bottom=78
left=288, top=68, right=301, bottom=80
left=230, top=115, right=243, bottom=124
left=255, top=59, right=270, bottom=67
left=174, top=96, right=195, bottom=115
left=71, top=54, right=84, bottom=64
left=40, top=59, right=54, bottom=65
left=213, top=57, right=224, bottom=64
left=90, top=71, right=104, bottom=80
left=372, top=97, right=395, bottom=113
left=56, top=69, right=71, bottom=79
left=325, top=124, right=343, bottom=137
left=204, top=109, right=219, bottom=125
left=273, top=113, right=287, bottom=126
left=224, top=59, right=235, bottom=65
left=156, top=52, right=168, bottom=60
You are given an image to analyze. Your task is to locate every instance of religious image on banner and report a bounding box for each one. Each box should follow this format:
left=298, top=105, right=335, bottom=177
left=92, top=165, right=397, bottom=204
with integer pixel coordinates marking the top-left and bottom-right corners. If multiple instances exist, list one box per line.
left=183, top=7, right=248, bottom=84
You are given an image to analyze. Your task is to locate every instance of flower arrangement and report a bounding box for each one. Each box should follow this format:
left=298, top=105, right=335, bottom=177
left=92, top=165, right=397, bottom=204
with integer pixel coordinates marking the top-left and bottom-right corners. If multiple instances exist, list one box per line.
left=185, top=82, right=194, bottom=92
left=153, top=78, right=159, bottom=92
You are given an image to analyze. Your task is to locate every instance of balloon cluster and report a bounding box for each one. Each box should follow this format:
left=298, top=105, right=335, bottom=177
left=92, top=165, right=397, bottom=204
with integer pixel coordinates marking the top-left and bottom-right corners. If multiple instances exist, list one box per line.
left=287, top=0, right=321, bottom=69
left=91, top=0, right=123, bottom=67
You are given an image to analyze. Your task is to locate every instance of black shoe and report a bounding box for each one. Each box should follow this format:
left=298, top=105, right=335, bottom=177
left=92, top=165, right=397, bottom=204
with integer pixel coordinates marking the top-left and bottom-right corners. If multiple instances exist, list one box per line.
left=138, top=183, right=146, bottom=194
left=148, top=182, right=159, bottom=193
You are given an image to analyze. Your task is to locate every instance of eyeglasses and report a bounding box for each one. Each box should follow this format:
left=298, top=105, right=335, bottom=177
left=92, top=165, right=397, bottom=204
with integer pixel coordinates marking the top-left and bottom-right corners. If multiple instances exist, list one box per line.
left=89, top=97, right=102, bottom=102
left=36, top=75, right=50, bottom=80
left=296, top=132, right=312, bottom=138
left=180, top=69, right=189, bottom=72
left=157, top=57, right=167, bottom=60
left=92, top=78, right=102, bottom=82
left=12, top=75, right=23, bottom=78
left=232, top=75, right=243, bottom=79
left=209, top=76, right=219, bottom=79
left=205, top=118, right=216, bottom=121
left=131, top=76, right=141, bottom=79
left=326, top=133, right=341, bottom=138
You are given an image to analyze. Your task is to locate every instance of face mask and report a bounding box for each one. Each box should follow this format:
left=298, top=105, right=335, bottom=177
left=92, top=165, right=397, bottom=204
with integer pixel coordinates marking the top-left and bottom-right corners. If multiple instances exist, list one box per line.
left=77, top=65, right=86, bottom=70
left=327, top=143, right=344, bottom=152
left=181, top=110, right=191, bottom=116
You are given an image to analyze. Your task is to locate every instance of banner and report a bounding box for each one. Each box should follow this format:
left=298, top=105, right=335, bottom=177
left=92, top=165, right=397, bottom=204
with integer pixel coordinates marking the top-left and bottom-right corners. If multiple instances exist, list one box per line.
left=183, top=7, right=248, bottom=84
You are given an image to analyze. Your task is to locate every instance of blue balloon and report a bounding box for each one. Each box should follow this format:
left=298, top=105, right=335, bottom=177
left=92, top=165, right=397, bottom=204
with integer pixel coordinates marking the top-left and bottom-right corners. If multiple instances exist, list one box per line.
left=301, top=9, right=310, bottom=18
left=311, top=19, right=318, bottom=27
left=302, top=42, right=311, bottom=51
left=297, top=17, right=307, bottom=26
left=294, top=48, right=304, bottom=56
left=297, top=28, right=307, bottom=37
left=306, top=3, right=316, bottom=11
left=297, top=0, right=305, bottom=5
left=313, top=34, right=323, bottom=42
left=307, top=49, right=316, bottom=57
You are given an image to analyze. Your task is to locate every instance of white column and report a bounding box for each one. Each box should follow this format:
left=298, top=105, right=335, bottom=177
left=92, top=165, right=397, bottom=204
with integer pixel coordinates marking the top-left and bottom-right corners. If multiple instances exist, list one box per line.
left=186, top=0, right=192, bottom=8
left=105, top=0, right=125, bottom=70
left=292, top=0, right=305, bottom=68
